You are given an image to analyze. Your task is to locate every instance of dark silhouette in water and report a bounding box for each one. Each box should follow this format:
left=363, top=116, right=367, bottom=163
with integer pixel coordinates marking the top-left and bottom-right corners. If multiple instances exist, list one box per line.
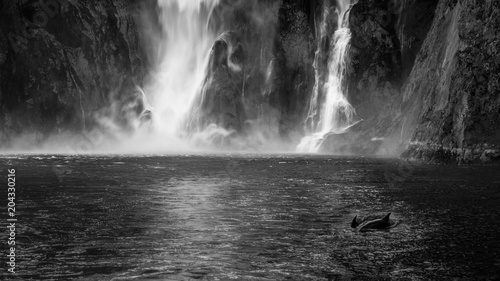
left=351, top=213, right=395, bottom=232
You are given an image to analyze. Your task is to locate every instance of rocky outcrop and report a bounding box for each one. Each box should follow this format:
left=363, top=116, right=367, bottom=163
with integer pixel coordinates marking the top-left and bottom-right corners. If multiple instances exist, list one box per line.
left=189, top=0, right=320, bottom=139
left=320, top=0, right=436, bottom=154
left=324, top=0, right=437, bottom=155
left=398, top=0, right=500, bottom=164
left=275, top=0, right=318, bottom=137
left=345, top=0, right=499, bottom=163
left=348, top=0, right=403, bottom=114
left=0, top=0, right=144, bottom=149
left=187, top=32, right=247, bottom=133
left=395, top=0, right=440, bottom=81
left=321, top=0, right=500, bottom=164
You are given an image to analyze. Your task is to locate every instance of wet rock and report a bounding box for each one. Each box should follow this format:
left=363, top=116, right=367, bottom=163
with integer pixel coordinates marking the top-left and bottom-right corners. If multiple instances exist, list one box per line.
left=342, top=0, right=417, bottom=155
left=394, top=0, right=439, bottom=81
left=187, top=32, right=247, bottom=133
left=341, top=0, right=499, bottom=164
left=396, top=0, right=500, bottom=164
left=0, top=0, right=144, bottom=148
left=187, top=0, right=318, bottom=138
left=347, top=0, right=403, bottom=121
left=275, top=0, right=318, bottom=137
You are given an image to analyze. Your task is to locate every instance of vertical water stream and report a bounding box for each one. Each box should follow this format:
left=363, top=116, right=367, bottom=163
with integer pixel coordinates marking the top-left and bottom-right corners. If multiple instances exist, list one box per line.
left=297, top=0, right=361, bottom=153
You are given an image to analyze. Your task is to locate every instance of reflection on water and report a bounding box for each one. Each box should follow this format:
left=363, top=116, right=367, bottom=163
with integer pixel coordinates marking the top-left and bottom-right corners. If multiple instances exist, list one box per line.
left=0, top=155, right=499, bottom=280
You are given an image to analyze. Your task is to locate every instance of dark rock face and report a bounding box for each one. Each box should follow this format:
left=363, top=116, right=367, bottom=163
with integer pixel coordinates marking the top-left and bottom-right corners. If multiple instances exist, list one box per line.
left=348, top=0, right=403, bottom=118
left=397, top=0, right=500, bottom=164
left=188, top=0, right=320, bottom=139
left=275, top=0, right=322, bottom=137
left=334, top=0, right=500, bottom=164
left=283, top=0, right=443, bottom=155
left=395, top=0, right=439, bottom=81
left=0, top=0, right=144, bottom=148
left=187, top=32, right=246, bottom=133
left=336, top=0, right=438, bottom=155
left=252, top=0, right=336, bottom=139
left=346, top=0, right=499, bottom=163
left=217, top=0, right=283, bottom=131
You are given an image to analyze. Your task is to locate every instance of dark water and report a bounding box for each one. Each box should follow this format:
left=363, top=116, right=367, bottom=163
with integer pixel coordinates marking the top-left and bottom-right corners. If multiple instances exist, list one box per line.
left=1, top=154, right=499, bottom=280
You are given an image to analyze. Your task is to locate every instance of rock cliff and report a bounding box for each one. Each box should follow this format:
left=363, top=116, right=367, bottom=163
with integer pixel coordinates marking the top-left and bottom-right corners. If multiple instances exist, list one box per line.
left=186, top=32, right=247, bottom=133
left=354, top=0, right=500, bottom=163
left=187, top=0, right=319, bottom=140
left=398, top=0, right=500, bottom=163
left=322, top=0, right=499, bottom=164
left=0, top=0, right=144, bottom=149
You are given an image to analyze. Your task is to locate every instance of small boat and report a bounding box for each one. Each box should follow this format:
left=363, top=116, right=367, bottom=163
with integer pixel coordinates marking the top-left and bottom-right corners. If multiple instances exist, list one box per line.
left=351, top=213, right=396, bottom=232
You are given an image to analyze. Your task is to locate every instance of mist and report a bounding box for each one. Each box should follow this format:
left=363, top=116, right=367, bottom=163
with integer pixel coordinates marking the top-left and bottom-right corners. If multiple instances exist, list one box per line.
left=0, top=0, right=419, bottom=157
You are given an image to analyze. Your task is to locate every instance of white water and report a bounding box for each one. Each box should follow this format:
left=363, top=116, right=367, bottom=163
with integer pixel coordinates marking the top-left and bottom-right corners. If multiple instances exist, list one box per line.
left=297, top=0, right=361, bottom=153
left=140, top=0, right=220, bottom=147
left=132, top=0, right=289, bottom=152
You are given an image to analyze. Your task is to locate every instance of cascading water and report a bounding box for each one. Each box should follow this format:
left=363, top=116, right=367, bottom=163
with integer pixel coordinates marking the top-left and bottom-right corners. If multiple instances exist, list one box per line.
left=137, top=0, right=359, bottom=153
left=140, top=0, right=220, bottom=147
left=297, top=0, right=361, bottom=153
left=135, top=0, right=286, bottom=152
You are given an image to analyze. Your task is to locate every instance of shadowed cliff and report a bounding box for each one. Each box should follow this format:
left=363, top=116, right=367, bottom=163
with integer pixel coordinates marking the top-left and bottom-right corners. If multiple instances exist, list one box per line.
left=320, top=0, right=499, bottom=164
left=0, top=0, right=145, bottom=149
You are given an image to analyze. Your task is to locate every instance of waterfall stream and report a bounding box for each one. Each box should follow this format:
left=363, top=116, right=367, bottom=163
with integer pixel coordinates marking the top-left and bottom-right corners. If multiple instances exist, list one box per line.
left=297, top=0, right=361, bottom=153
left=138, top=0, right=360, bottom=153
left=143, top=0, right=220, bottom=140
left=138, top=0, right=285, bottom=151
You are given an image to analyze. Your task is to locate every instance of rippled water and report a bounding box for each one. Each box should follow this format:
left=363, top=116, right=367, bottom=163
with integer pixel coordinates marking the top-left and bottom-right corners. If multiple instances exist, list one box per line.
left=1, top=155, right=499, bottom=280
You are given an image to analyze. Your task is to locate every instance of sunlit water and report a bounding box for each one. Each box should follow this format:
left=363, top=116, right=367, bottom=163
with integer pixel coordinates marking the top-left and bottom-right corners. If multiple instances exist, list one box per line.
left=1, top=155, right=499, bottom=280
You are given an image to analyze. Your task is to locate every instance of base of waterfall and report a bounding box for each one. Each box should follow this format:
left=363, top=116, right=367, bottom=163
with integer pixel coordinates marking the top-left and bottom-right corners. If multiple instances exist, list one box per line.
left=296, top=133, right=332, bottom=153
left=296, top=131, right=351, bottom=153
left=297, top=118, right=364, bottom=153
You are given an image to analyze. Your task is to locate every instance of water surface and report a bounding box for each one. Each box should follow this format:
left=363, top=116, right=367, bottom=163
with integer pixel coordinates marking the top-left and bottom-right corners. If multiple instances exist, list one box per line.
left=1, top=155, right=499, bottom=280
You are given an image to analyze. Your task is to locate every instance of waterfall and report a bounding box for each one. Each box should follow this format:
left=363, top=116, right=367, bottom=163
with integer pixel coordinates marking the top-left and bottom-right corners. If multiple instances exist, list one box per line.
left=297, top=0, right=361, bottom=153
left=143, top=0, right=220, bottom=139
left=138, top=0, right=286, bottom=151
left=138, top=0, right=359, bottom=152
